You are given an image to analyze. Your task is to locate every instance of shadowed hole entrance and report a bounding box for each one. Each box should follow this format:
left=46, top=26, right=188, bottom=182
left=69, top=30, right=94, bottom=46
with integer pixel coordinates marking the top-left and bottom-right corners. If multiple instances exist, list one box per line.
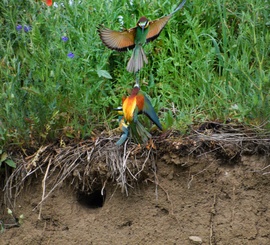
left=77, top=189, right=106, bottom=208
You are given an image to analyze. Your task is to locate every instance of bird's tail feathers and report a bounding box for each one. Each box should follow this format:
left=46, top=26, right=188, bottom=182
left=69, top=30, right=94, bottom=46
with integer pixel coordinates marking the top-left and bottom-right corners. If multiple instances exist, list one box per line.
left=127, top=46, right=148, bottom=73
left=130, top=121, right=152, bottom=144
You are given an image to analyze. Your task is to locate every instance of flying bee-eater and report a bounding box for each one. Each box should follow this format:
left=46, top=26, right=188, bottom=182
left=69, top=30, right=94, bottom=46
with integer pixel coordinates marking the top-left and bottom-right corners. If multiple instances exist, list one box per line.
left=98, top=0, right=187, bottom=73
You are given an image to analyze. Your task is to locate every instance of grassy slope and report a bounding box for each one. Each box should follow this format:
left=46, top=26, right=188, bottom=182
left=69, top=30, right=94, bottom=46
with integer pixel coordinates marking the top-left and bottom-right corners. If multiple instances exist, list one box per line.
left=0, top=0, right=269, bottom=149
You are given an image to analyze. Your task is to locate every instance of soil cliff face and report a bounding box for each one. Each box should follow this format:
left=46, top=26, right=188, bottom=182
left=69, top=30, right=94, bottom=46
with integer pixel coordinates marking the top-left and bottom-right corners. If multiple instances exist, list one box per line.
left=1, top=126, right=270, bottom=244
left=1, top=152, right=270, bottom=245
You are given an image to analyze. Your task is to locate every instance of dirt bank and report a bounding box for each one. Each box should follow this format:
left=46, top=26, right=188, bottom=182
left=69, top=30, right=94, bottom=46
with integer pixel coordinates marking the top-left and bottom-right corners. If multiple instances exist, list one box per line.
left=1, top=126, right=270, bottom=244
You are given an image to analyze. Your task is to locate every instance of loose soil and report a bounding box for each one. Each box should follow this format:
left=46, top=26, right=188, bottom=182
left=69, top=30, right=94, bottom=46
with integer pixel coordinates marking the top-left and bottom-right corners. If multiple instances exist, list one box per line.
left=1, top=126, right=270, bottom=245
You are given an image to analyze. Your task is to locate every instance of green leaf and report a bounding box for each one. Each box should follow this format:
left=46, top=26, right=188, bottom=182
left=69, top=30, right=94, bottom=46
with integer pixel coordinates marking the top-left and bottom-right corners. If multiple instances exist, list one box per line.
left=21, top=87, right=41, bottom=95
left=96, top=69, right=112, bottom=79
left=0, top=152, right=7, bottom=163
left=5, top=159, right=16, bottom=168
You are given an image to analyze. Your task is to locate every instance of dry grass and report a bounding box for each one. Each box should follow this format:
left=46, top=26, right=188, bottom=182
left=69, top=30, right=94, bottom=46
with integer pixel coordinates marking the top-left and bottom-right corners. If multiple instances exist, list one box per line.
left=3, top=123, right=270, bottom=213
left=3, top=134, right=157, bottom=211
left=162, top=122, right=270, bottom=159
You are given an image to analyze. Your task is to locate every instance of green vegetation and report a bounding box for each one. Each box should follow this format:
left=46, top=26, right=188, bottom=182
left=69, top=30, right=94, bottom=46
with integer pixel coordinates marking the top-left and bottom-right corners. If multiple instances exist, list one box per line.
left=0, top=150, right=16, bottom=168
left=0, top=0, right=269, bottom=149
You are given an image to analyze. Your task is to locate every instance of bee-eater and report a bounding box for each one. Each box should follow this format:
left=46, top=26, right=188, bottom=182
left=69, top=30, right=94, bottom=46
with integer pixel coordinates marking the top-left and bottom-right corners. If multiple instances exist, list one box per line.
left=98, top=0, right=187, bottom=73
left=116, top=116, right=129, bottom=146
left=115, top=115, right=152, bottom=146
left=122, top=85, right=162, bottom=130
left=114, top=85, right=162, bottom=145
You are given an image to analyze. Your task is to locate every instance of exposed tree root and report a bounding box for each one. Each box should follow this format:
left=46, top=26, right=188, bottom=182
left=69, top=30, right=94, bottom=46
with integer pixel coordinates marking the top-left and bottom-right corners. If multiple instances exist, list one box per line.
left=3, top=122, right=270, bottom=214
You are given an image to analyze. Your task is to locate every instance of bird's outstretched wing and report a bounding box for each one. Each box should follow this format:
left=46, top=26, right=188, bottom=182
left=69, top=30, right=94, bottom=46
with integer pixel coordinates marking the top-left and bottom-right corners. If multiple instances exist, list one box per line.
left=146, top=0, right=187, bottom=43
left=146, top=15, right=171, bottom=43
left=98, top=27, right=137, bottom=51
left=171, top=0, right=187, bottom=15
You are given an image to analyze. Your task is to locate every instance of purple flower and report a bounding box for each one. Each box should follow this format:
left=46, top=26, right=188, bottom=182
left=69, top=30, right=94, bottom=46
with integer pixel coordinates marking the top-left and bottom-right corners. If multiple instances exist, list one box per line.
left=67, top=52, right=75, bottom=58
left=16, top=24, right=23, bottom=31
left=23, top=25, right=32, bottom=33
left=61, top=36, right=68, bottom=42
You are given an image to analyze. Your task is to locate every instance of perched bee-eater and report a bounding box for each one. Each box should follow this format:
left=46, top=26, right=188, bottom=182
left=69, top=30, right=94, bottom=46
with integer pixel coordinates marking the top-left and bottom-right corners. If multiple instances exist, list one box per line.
left=98, top=0, right=186, bottom=73
left=114, top=85, right=162, bottom=145
left=116, top=116, right=130, bottom=146
left=122, top=85, right=162, bottom=130
left=115, top=115, right=152, bottom=146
